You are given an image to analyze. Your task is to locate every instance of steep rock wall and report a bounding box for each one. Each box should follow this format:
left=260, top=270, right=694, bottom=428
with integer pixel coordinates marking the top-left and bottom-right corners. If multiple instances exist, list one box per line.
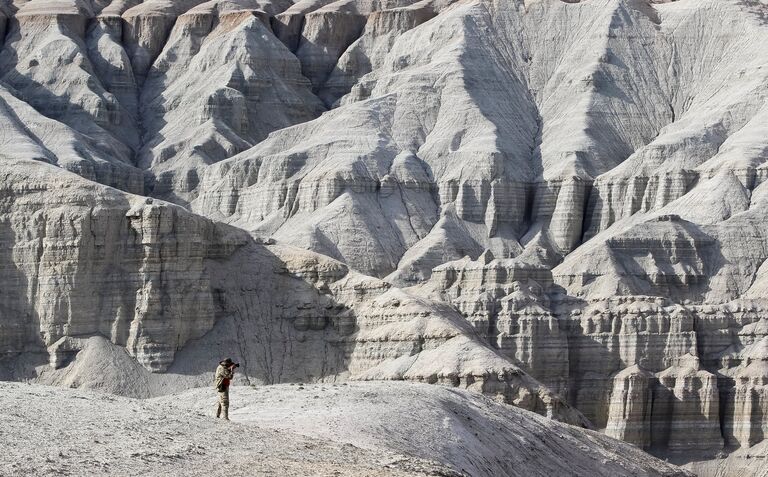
left=0, top=158, right=584, bottom=425
left=418, top=251, right=768, bottom=458
left=0, top=158, right=244, bottom=371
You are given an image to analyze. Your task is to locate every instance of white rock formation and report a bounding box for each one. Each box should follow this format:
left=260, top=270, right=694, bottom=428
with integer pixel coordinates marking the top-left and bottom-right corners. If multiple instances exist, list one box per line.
left=0, top=158, right=244, bottom=372
left=195, top=0, right=768, bottom=281
left=0, top=158, right=584, bottom=426
left=1, top=0, right=768, bottom=469
left=414, top=249, right=768, bottom=458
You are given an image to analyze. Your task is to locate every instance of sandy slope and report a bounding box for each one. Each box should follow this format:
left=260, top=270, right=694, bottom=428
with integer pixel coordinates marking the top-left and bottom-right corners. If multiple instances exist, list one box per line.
left=0, top=381, right=689, bottom=477
left=685, top=439, right=768, bottom=477
left=0, top=382, right=453, bottom=477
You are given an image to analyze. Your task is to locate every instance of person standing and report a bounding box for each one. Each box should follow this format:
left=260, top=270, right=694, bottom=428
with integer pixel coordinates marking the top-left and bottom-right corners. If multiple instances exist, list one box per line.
left=215, top=358, right=238, bottom=420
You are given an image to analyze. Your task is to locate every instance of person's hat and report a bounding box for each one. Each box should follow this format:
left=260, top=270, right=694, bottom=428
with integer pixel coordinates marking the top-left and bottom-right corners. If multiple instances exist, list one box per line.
left=220, top=358, right=234, bottom=365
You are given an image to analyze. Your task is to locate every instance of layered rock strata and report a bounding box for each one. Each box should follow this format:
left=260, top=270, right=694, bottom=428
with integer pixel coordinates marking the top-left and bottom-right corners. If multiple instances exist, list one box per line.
left=3, top=0, right=767, bottom=285
left=1, top=0, right=768, bottom=466
left=0, top=158, right=244, bottom=371
left=0, top=158, right=583, bottom=425
left=418, top=251, right=768, bottom=457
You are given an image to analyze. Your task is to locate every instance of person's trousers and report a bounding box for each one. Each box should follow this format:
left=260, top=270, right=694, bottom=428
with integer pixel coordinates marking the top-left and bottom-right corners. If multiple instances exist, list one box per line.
left=216, top=390, right=229, bottom=420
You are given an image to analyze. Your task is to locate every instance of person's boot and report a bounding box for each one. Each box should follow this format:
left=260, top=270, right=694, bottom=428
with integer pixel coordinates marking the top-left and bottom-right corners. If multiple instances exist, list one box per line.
left=216, top=404, right=221, bottom=418
left=223, top=407, right=229, bottom=421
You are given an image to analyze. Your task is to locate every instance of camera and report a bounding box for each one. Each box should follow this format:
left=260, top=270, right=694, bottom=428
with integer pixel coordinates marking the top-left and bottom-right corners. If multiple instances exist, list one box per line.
left=232, top=363, right=240, bottom=368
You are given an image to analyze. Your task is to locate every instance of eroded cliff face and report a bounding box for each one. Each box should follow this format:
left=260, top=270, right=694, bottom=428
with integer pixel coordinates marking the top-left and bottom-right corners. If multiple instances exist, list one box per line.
left=0, top=158, right=584, bottom=425
left=0, top=158, right=246, bottom=371
left=417, top=248, right=768, bottom=456
left=1, top=0, right=768, bottom=464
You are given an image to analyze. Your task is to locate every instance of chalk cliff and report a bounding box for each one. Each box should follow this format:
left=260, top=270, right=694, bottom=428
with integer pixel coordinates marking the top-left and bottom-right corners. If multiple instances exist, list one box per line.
left=1, top=0, right=768, bottom=467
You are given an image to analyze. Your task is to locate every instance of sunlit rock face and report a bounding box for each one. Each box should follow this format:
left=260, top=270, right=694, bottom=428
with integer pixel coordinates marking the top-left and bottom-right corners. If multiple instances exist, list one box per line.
left=417, top=247, right=768, bottom=457
left=192, top=0, right=768, bottom=288
left=1, top=0, right=768, bottom=464
left=0, top=158, right=586, bottom=427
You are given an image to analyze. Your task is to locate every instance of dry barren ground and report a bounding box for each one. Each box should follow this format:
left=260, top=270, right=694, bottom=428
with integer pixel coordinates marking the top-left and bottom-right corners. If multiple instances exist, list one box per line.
left=0, top=382, right=454, bottom=477
left=0, top=381, right=691, bottom=477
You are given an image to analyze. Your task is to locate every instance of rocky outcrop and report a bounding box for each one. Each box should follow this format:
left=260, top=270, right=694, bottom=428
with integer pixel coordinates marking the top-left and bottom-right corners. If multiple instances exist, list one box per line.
left=422, top=251, right=568, bottom=394
left=654, top=355, right=722, bottom=453
left=605, top=357, right=724, bottom=454
left=265, top=246, right=585, bottom=424
left=605, top=365, right=654, bottom=449
left=0, top=158, right=245, bottom=371
left=346, top=289, right=584, bottom=423
left=720, top=327, right=768, bottom=449
left=415, top=250, right=768, bottom=458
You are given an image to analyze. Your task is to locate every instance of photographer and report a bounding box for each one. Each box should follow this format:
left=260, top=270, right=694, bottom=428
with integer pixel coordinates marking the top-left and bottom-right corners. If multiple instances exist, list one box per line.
left=214, top=358, right=239, bottom=420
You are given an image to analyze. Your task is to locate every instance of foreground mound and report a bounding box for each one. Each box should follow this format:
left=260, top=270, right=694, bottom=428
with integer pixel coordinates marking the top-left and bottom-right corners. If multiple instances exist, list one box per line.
left=162, top=382, right=685, bottom=477
left=0, top=381, right=688, bottom=477
left=0, top=382, right=455, bottom=477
